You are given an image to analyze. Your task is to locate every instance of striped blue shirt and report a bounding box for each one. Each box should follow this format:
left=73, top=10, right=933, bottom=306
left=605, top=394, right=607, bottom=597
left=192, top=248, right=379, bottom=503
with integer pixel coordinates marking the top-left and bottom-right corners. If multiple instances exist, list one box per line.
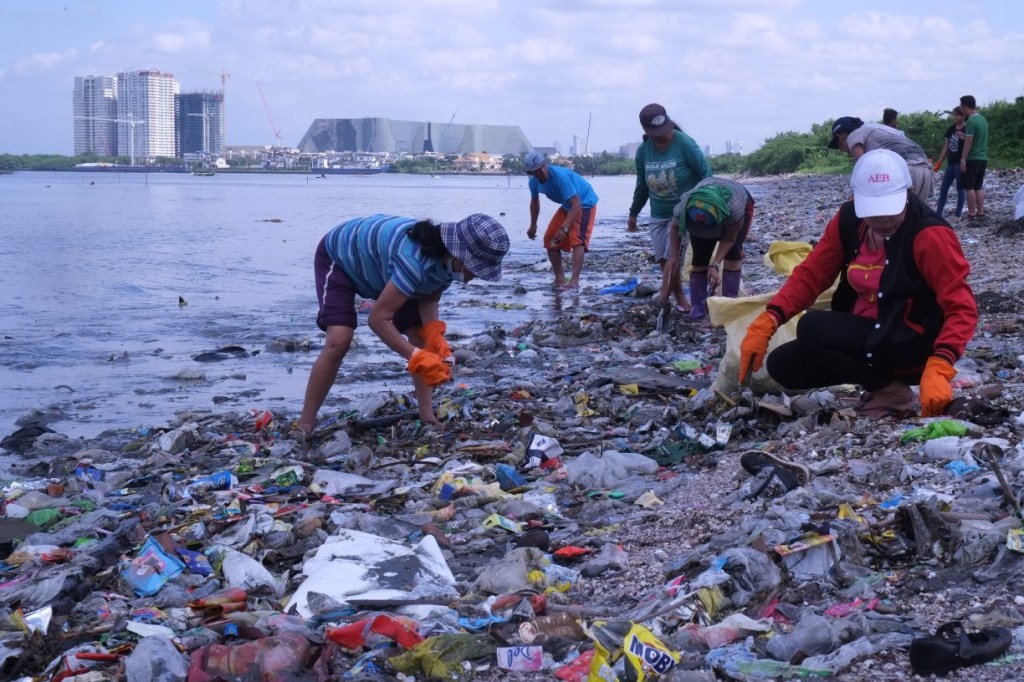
left=323, top=215, right=453, bottom=298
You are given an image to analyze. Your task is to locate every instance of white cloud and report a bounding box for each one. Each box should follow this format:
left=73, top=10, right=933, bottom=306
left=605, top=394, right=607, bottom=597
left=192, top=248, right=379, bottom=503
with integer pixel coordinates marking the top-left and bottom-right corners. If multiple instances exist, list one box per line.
left=13, top=49, right=78, bottom=75
left=89, top=41, right=105, bottom=54
left=152, top=21, right=211, bottom=54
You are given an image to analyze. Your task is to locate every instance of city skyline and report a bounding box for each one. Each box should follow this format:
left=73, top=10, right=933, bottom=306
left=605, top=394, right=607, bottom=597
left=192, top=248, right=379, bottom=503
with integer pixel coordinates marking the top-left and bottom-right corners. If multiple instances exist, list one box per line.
left=2, top=1, right=1023, bottom=156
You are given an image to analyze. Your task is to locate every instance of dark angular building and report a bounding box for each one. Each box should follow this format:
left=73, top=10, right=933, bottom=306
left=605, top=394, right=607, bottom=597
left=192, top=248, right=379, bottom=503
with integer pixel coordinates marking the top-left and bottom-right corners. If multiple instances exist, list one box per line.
left=176, top=91, right=224, bottom=156
left=297, top=118, right=531, bottom=155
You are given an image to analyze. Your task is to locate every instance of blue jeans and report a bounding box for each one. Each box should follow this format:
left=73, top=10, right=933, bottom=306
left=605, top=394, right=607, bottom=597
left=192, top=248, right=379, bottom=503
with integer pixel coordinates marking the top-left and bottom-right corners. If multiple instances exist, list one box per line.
left=935, top=164, right=965, bottom=217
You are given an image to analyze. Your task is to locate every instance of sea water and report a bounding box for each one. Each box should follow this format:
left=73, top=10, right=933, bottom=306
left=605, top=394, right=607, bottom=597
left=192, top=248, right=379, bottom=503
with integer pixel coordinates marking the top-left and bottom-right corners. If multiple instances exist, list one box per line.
left=0, top=170, right=641, bottom=441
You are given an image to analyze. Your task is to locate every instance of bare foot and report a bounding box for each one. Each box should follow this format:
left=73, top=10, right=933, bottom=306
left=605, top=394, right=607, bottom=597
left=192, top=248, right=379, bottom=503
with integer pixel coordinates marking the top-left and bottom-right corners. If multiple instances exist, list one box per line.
left=418, top=410, right=441, bottom=425
left=556, top=281, right=579, bottom=290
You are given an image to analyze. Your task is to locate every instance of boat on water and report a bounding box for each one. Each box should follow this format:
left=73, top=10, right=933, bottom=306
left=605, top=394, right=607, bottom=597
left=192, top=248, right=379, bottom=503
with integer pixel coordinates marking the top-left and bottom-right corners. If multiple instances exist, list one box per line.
left=191, top=171, right=216, bottom=177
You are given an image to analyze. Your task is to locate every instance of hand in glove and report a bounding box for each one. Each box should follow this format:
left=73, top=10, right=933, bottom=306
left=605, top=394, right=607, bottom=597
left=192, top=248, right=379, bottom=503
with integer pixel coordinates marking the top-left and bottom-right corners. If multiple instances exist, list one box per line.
left=407, top=348, right=452, bottom=386
left=932, top=161, right=942, bottom=172
left=920, top=356, right=957, bottom=417
left=739, top=311, right=779, bottom=383
left=420, top=320, right=452, bottom=361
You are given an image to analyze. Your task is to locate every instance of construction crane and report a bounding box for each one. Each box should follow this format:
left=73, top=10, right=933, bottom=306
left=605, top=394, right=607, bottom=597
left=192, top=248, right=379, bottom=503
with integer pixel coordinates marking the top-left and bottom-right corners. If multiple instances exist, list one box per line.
left=441, top=106, right=460, bottom=153
left=190, top=68, right=231, bottom=148
left=255, top=77, right=283, bottom=147
left=75, top=114, right=145, bottom=166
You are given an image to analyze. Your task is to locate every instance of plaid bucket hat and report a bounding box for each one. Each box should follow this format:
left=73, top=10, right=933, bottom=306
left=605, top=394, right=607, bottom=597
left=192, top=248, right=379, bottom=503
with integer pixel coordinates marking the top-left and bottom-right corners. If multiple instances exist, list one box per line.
left=439, top=214, right=510, bottom=281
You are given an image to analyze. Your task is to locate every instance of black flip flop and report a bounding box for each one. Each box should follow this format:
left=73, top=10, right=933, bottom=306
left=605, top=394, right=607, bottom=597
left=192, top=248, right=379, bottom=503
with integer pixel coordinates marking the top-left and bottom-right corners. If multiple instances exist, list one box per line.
left=909, top=621, right=1011, bottom=675
left=739, top=450, right=812, bottom=487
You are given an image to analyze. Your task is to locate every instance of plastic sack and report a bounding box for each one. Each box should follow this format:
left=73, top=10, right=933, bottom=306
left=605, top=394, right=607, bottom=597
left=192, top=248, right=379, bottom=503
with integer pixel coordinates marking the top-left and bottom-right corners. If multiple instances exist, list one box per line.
left=1014, top=184, right=1024, bottom=221
left=763, top=241, right=814, bottom=276
left=710, top=239, right=838, bottom=395
left=564, top=450, right=659, bottom=489
left=709, top=290, right=835, bottom=396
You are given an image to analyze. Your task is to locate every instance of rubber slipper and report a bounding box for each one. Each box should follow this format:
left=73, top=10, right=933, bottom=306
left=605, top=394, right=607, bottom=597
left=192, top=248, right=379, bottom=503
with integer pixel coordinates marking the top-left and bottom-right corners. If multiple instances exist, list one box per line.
left=739, top=451, right=811, bottom=487
left=944, top=395, right=1009, bottom=426
left=674, top=304, right=692, bottom=314
left=909, top=621, right=1011, bottom=675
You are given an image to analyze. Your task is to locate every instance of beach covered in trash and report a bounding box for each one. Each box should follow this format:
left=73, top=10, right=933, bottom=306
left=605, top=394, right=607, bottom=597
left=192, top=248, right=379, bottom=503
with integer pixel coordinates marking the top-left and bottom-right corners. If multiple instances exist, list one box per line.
left=3, top=170, right=1024, bottom=681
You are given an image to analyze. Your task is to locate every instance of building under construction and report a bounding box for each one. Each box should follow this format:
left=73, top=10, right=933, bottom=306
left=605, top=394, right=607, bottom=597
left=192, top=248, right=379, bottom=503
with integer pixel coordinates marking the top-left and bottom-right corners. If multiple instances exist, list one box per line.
left=296, top=118, right=531, bottom=156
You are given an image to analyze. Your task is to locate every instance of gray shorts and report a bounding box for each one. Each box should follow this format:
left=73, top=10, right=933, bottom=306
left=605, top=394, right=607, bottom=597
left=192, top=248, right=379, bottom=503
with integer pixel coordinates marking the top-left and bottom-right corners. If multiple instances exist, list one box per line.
left=648, top=218, right=679, bottom=263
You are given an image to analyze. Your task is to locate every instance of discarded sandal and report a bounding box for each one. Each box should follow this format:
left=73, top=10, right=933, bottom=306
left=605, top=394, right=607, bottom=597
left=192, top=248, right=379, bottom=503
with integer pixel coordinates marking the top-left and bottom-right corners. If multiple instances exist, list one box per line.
left=909, top=621, right=1011, bottom=675
left=739, top=451, right=812, bottom=488
left=945, top=394, right=1009, bottom=426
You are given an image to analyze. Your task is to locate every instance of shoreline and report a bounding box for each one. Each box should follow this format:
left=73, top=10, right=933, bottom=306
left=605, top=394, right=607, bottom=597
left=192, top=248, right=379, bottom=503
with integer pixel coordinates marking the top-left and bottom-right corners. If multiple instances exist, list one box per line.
left=3, top=171, right=1024, bottom=680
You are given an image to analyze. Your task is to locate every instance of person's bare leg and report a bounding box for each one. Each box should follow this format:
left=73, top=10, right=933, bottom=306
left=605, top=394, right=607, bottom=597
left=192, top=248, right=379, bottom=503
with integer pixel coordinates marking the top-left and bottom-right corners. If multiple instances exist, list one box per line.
left=669, top=265, right=687, bottom=308
left=966, top=189, right=977, bottom=217
left=977, top=188, right=986, bottom=216
left=548, top=248, right=566, bottom=286
left=404, top=327, right=440, bottom=423
left=562, top=245, right=584, bottom=288
left=297, top=325, right=353, bottom=434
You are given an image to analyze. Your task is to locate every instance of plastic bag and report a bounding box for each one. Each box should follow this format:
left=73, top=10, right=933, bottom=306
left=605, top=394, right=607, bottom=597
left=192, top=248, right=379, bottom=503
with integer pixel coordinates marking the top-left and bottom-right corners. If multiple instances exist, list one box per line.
left=564, top=451, right=659, bottom=489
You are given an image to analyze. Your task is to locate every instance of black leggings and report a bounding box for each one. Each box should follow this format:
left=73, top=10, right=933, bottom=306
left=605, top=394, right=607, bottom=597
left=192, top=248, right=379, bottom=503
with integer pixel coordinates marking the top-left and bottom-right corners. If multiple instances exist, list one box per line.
left=766, top=311, right=930, bottom=391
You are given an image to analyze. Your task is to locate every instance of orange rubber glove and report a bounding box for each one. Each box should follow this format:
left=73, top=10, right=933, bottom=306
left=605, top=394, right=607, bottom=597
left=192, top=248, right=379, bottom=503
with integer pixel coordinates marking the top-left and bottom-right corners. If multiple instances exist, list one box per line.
left=920, top=356, right=957, bottom=417
left=407, top=348, right=451, bottom=386
left=420, top=320, right=452, bottom=360
left=739, top=311, right=779, bottom=383
left=932, top=161, right=942, bottom=172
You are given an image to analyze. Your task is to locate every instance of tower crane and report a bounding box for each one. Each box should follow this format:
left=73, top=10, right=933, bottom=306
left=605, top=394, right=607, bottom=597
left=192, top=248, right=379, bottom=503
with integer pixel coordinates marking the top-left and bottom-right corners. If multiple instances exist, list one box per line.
left=255, top=77, right=283, bottom=147
left=441, top=105, right=460, bottom=153
left=189, top=68, right=231, bottom=148
left=75, top=114, right=145, bottom=166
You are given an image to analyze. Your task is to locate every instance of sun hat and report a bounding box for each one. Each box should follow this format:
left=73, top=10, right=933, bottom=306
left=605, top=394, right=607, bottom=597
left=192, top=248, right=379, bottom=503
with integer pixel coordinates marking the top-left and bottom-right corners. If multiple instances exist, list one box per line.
left=639, top=103, right=675, bottom=137
left=827, top=116, right=865, bottom=149
left=850, top=149, right=912, bottom=218
left=439, top=214, right=510, bottom=281
left=523, top=150, right=546, bottom=172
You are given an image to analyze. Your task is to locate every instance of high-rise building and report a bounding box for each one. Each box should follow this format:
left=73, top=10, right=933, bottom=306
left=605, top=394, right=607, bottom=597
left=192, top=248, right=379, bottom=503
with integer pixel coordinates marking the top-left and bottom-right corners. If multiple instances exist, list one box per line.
left=725, top=140, right=743, bottom=155
left=117, top=70, right=179, bottom=163
left=73, top=75, right=118, bottom=157
left=176, top=91, right=224, bottom=157
left=570, top=133, right=588, bottom=157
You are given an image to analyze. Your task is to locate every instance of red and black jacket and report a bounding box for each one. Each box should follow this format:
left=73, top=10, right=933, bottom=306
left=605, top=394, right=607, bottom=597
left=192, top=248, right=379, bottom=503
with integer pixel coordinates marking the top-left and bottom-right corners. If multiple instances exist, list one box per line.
left=766, top=195, right=977, bottom=367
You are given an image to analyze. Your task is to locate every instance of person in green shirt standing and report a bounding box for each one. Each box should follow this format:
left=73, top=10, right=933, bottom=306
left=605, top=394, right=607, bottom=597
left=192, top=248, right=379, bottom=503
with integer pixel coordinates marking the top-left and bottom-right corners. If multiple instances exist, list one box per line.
left=958, top=95, right=989, bottom=221
left=627, top=103, right=712, bottom=316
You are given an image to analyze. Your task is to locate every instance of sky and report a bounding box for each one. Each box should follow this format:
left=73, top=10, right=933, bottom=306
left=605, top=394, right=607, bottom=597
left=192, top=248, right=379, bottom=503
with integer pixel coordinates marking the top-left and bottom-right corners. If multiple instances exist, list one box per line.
left=2, top=0, right=1023, bottom=156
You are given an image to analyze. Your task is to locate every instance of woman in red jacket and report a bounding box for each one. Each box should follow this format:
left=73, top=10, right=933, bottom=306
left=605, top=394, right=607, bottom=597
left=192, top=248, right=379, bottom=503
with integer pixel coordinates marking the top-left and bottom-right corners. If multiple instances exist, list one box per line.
left=739, top=149, right=977, bottom=418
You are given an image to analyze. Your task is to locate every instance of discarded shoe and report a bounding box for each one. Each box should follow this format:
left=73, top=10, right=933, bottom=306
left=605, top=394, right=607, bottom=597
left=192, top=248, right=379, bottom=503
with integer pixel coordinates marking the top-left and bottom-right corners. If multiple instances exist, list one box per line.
left=857, top=381, right=915, bottom=418
left=739, top=451, right=812, bottom=491
left=909, top=621, right=1011, bottom=675
left=944, top=394, right=1009, bottom=426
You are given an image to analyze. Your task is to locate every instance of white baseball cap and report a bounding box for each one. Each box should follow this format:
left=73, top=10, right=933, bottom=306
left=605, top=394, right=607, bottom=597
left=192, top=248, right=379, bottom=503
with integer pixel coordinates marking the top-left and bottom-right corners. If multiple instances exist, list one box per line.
left=850, top=149, right=912, bottom=217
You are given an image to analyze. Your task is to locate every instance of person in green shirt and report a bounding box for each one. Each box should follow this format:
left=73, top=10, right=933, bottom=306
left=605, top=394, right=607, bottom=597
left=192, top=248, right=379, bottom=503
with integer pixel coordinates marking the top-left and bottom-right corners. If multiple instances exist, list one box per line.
left=958, top=95, right=989, bottom=221
left=627, top=103, right=711, bottom=315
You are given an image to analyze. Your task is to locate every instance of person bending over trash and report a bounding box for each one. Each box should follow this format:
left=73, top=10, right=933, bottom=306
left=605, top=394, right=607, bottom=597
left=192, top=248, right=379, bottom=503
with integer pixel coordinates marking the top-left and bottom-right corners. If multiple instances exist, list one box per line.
left=523, top=150, right=599, bottom=290
left=667, top=176, right=755, bottom=320
left=295, top=214, right=510, bottom=435
left=738, top=150, right=977, bottom=418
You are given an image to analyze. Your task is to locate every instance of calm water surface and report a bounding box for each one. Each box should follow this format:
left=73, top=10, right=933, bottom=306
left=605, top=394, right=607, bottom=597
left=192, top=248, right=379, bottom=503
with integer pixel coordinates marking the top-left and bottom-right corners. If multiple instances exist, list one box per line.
left=0, top=170, right=643, bottom=441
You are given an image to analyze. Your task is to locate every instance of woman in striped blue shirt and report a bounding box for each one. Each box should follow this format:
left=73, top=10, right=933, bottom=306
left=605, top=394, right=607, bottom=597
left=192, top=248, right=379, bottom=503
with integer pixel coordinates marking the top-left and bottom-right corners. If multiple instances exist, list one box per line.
left=296, top=214, right=509, bottom=435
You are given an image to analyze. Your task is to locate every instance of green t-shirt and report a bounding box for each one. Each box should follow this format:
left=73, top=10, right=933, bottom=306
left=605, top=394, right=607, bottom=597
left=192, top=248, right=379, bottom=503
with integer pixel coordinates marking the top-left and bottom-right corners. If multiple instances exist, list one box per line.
left=965, top=113, right=988, bottom=161
left=629, top=130, right=712, bottom=219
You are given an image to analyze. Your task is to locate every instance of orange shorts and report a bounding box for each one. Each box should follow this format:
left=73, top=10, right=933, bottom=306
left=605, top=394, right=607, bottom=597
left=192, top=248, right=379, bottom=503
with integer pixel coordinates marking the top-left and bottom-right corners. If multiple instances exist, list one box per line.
left=543, top=205, right=596, bottom=252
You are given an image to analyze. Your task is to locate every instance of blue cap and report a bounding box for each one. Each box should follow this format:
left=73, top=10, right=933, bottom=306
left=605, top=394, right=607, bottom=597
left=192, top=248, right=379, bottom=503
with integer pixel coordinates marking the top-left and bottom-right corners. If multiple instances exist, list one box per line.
left=523, top=150, right=546, bottom=172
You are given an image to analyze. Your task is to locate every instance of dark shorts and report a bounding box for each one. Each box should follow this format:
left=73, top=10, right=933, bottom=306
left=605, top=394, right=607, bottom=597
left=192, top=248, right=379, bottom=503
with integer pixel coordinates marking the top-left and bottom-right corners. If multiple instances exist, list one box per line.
left=963, top=160, right=987, bottom=190
left=313, top=237, right=422, bottom=332
left=688, top=197, right=754, bottom=266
